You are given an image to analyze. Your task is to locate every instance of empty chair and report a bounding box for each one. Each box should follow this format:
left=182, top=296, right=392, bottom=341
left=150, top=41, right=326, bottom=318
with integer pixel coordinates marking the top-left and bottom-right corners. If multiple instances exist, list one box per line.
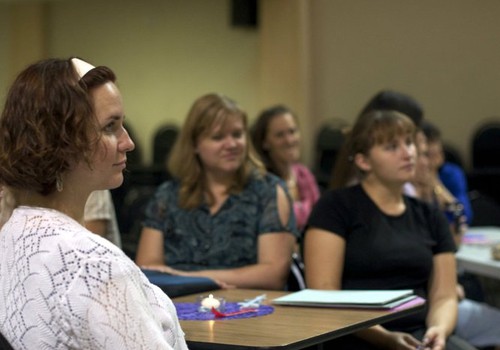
left=286, top=252, right=306, bottom=291
left=152, top=124, right=179, bottom=167
left=472, top=121, right=500, bottom=170
left=470, top=121, right=500, bottom=203
left=469, top=190, right=500, bottom=227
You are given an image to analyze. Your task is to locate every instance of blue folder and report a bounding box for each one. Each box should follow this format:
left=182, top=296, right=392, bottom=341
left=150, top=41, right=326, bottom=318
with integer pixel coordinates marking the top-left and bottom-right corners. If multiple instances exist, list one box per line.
left=141, top=269, right=219, bottom=297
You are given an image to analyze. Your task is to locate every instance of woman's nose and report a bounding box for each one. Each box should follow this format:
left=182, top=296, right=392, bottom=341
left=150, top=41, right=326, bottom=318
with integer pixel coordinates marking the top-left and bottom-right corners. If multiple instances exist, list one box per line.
left=224, top=136, right=237, bottom=148
left=285, top=131, right=299, bottom=145
left=403, top=144, right=415, bottom=158
left=121, top=128, right=135, bottom=153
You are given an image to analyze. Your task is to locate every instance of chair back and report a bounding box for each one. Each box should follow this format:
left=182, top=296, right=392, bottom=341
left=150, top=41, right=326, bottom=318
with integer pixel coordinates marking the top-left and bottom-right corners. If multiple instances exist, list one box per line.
left=314, top=125, right=345, bottom=191
left=469, top=190, right=500, bottom=227
left=285, top=253, right=306, bottom=291
left=472, top=121, right=500, bottom=169
left=153, top=124, right=179, bottom=167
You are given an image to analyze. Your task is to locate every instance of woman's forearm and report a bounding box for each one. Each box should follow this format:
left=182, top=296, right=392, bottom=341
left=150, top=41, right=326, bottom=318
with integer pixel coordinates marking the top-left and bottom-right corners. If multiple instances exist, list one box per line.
left=355, top=325, right=395, bottom=348
left=183, top=261, right=290, bottom=290
left=426, top=296, right=457, bottom=336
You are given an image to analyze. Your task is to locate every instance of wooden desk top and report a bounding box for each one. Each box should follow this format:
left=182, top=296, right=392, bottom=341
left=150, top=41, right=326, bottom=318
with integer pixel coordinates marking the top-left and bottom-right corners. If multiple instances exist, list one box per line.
left=174, top=289, right=424, bottom=350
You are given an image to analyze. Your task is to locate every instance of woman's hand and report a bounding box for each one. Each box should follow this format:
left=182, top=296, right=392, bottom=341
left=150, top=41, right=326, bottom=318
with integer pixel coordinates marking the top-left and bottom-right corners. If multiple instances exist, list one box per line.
left=456, top=284, right=466, bottom=301
left=384, top=331, right=423, bottom=350
left=421, top=326, right=447, bottom=350
left=357, top=327, right=422, bottom=350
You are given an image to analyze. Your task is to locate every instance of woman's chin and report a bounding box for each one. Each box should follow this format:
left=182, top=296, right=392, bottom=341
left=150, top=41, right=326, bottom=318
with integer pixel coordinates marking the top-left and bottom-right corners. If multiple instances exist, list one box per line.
left=107, top=175, right=124, bottom=190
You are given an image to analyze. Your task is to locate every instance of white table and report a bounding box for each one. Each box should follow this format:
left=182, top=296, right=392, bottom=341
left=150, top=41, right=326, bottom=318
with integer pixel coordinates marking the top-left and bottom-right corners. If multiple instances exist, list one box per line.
left=456, top=226, right=500, bottom=280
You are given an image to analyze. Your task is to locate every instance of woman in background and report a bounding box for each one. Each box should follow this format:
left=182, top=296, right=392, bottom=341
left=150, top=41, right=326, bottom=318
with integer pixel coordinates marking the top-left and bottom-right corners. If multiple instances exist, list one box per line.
left=251, top=105, right=320, bottom=232
left=412, top=123, right=500, bottom=350
left=84, top=189, right=122, bottom=247
left=304, top=110, right=473, bottom=350
left=420, top=121, right=472, bottom=225
left=136, top=93, right=298, bottom=290
left=0, top=57, right=187, bottom=349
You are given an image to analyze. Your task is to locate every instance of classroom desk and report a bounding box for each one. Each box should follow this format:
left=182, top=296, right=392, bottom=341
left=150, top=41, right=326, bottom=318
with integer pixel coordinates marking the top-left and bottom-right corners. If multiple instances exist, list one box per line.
left=174, top=289, right=424, bottom=350
left=456, top=226, right=500, bottom=280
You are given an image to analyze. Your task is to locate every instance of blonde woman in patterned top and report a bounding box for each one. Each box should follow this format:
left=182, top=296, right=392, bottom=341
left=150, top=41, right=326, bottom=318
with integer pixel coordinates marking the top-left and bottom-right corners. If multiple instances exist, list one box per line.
left=0, top=57, right=187, bottom=349
left=136, top=93, right=298, bottom=290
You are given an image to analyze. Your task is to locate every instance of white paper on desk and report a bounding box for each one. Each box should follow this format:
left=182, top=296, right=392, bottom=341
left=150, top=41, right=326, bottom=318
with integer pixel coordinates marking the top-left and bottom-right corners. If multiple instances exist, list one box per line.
left=272, top=289, right=415, bottom=309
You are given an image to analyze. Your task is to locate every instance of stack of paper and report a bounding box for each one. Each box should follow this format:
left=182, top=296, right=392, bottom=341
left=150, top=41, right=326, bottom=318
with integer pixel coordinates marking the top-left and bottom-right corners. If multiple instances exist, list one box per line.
left=273, top=289, right=422, bottom=309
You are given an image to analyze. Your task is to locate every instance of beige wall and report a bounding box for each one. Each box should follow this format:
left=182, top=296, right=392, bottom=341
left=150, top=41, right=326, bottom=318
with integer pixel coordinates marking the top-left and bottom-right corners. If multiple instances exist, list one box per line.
left=0, top=3, right=47, bottom=101
left=310, top=0, right=500, bottom=169
left=47, top=0, right=260, bottom=163
left=0, top=5, right=9, bottom=102
left=2, top=0, right=500, bottom=169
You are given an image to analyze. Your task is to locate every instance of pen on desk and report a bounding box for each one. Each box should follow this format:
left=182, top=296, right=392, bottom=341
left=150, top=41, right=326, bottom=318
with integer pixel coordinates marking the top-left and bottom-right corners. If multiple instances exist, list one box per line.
left=237, top=294, right=267, bottom=308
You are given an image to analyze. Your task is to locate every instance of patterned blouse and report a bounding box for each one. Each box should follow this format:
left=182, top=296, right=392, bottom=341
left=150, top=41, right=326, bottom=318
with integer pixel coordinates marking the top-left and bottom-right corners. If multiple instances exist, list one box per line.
left=0, top=207, right=187, bottom=350
left=143, top=172, right=299, bottom=270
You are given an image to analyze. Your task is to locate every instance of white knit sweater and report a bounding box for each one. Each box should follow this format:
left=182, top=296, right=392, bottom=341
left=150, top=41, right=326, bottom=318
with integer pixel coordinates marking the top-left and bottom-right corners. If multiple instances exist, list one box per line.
left=0, top=206, right=188, bottom=350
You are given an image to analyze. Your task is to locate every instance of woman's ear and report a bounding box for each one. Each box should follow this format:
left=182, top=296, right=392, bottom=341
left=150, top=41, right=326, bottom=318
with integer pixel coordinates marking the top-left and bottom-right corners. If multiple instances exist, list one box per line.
left=354, top=153, right=371, bottom=172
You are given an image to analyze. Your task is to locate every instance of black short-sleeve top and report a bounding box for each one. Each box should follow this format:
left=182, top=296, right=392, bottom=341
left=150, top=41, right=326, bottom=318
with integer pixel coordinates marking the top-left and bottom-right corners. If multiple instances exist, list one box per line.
left=306, top=184, right=456, bottom=331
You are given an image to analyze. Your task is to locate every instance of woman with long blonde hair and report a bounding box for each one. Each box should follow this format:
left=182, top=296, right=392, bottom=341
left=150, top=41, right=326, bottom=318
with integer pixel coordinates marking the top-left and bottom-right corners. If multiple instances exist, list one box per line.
left=136, top=93, right=298, bottom=290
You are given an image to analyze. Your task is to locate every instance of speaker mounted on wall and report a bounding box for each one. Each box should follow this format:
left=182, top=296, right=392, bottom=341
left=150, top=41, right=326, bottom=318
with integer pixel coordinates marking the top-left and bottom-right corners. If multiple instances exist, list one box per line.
left=231, top=0, right=258, bottom=28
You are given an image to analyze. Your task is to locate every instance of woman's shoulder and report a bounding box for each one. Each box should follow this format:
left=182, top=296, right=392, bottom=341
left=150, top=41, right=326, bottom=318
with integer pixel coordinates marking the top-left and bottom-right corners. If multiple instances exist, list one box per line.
left=439, top=162, right=466, bottom=180
left=322, top=184, right=362, bottom=201
left=152, top=179, right=181, bottom=198
left=312, top=185, right=362, bottom=214
left=248, top=171, right=283, bottom=188
left=240, top=172, right=285, bottom=204
left=8, top=206, right=128, bottom=266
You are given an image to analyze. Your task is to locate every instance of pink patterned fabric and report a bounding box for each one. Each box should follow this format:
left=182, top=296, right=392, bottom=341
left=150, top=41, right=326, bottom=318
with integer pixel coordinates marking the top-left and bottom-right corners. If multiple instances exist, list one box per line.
left=292, top=163, right=320, bottom=231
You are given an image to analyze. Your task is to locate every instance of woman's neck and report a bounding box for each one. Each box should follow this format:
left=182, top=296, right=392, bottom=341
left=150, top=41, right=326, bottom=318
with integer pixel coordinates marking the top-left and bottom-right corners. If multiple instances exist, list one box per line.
left=204, top=172, right=235, bottom=214
left=273, top=160, right=293, bottom=180
left=282, top=164, right=299, bottom=200
left=361, top=177, right=405, bottom=216
left=15, top=189, right=89, bottom=224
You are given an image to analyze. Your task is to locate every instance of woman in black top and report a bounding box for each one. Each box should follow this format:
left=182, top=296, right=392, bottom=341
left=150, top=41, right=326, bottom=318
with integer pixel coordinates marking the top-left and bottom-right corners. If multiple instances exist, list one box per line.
left=304, top=110, right=472, bottom=350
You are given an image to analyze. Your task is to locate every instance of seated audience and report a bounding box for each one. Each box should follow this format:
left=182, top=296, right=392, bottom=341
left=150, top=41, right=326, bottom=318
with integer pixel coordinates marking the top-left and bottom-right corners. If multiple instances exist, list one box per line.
left=135, top=93, right=298, bottom=290
left=304, top=110, right=474, bottom=350
left=251, top=105, right=320, bottom=233
left=84, top=189, right=122, bottom=247
left=0, top=57, right=187, bottom=349
left=421, top=121, right=472, bottom=224
left=412, top=123, right=500, bottom=350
